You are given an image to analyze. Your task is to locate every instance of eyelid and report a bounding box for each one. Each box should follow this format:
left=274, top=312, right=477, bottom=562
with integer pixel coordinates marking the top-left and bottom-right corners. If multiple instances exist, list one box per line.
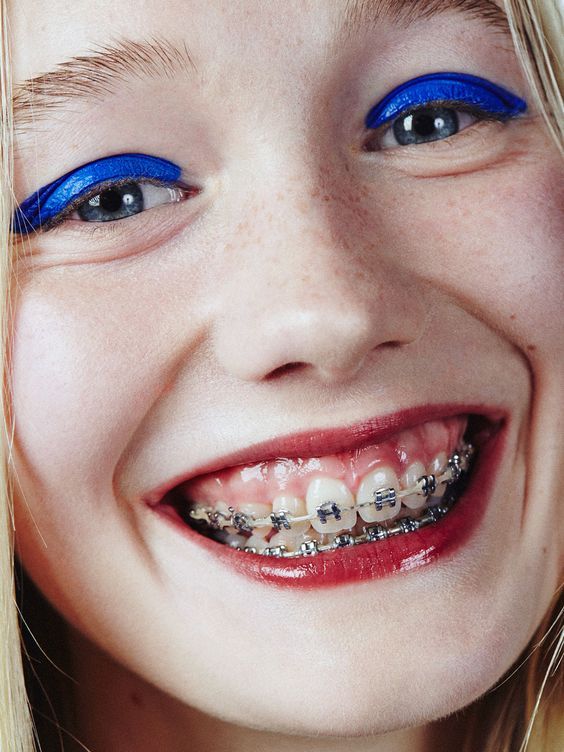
left=12, top=154, right=182, bottom=235
left=365, top=71, right=527, bottom=129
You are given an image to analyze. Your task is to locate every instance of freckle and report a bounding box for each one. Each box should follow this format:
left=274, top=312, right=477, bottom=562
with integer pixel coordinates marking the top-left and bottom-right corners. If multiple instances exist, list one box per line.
left=130, top=692, right=144, bottom=707
left=542, top=546, right=547, bottom=554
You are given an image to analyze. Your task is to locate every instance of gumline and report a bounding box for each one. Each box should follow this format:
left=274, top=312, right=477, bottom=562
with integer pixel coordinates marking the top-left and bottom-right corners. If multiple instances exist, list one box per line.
left=187, top=443, right=473, bottom=534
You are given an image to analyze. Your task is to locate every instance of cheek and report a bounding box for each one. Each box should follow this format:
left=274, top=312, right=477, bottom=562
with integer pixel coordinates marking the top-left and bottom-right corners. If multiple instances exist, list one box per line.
left=10, top=276, right=175, bottom=618
left=13, top=291, right=140, bottom=491
left=11, top=271, right=182, bottom=496
left=408, top=162, right=564, bottom=357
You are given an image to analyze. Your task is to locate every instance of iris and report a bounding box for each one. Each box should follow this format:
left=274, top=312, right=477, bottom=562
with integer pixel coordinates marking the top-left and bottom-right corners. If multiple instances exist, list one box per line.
left=77, top=183, right=145, bottom=222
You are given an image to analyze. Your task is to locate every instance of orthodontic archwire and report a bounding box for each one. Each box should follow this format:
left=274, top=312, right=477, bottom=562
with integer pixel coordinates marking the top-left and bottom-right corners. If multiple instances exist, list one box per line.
left=187, top=443, right=475, bottom=538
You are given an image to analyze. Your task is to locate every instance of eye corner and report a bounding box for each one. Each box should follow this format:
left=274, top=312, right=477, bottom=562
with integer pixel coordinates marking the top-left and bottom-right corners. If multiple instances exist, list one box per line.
left=178, top=182, right=202, bottom=201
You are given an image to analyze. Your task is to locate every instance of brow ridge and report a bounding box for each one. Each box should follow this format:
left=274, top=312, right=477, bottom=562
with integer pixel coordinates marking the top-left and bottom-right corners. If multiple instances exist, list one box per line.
left=343, top=0, right=510, bottom=36
left=14, top=37, right=196, bottom=129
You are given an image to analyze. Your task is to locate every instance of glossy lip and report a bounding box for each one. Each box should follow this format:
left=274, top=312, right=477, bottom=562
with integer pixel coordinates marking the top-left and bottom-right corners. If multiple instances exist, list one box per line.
left=147, top=404, right=506, bottom=588
left=144, top=403, right=504, bottom=506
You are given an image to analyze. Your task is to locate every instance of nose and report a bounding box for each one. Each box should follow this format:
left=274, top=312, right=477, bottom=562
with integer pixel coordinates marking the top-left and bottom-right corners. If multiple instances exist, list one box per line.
left=212, top=193, right=428, bottom=385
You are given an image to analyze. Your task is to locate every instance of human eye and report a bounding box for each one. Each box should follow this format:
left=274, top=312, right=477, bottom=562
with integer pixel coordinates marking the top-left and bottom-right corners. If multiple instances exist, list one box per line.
left=12, top=153, right=198, bottom=235
left=363, top=72, right=527, bottom=152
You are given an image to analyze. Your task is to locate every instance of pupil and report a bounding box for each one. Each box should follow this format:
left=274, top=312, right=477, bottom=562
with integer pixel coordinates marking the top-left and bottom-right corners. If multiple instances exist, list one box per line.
left=392, top=106, right=458, bottom=146
left=413, top=113, right=438, bottom=137
left=100, top=189, right=124, bottom=213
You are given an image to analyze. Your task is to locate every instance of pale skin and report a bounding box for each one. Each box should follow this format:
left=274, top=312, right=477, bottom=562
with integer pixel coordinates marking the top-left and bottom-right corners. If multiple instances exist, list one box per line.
left=10, top=1, right=564, bottom=751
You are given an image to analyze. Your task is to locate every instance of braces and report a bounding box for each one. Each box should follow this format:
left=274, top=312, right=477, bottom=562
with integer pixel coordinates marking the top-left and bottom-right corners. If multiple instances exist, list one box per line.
left=187, top=443, right=474, bottom=537
left=252, top=499, right=455, bottom=559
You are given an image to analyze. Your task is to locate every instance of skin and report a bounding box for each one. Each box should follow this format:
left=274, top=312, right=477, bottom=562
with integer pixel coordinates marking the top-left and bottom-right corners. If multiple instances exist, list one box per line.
left=10, top=1, right=564, bottom=750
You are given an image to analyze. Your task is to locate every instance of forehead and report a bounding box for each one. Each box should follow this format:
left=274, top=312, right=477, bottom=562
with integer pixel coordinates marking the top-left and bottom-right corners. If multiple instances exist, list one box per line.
left=11, top=0, right=508, bottom=84
left=11, top=1, right=339, bottom=81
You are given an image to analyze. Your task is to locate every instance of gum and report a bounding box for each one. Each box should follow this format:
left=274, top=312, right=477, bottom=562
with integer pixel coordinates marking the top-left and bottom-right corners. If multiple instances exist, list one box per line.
left=179, top=416, right=467, bottom=507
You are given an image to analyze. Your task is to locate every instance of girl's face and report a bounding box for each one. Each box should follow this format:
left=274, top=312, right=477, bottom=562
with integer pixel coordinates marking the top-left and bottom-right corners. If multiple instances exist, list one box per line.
left=11, top=0, right=563, bottom=743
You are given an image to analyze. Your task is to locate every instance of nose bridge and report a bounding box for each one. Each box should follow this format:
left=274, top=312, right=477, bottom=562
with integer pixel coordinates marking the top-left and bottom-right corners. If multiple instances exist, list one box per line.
left=212, top=162, right=427, bottom=384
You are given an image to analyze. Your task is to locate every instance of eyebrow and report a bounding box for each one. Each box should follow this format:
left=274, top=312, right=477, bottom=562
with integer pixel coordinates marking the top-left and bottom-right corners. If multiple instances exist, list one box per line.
left=342, top=0, right=510, bottom=36
left=14, top=2, right=509, bottom=129
left=13, top=37, right=196, bottom=129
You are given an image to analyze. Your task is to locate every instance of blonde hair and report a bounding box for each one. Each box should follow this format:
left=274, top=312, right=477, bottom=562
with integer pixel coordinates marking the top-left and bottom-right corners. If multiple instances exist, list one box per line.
left=1, top=1, right=35, bottom=750
left=505, top=0, right=564, bottom=154
left=0, top=1, right=562, bottom=750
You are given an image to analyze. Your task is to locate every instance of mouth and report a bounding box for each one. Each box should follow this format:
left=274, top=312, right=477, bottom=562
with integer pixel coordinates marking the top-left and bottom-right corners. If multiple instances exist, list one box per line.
left=148, top=405, right=505, bottom=587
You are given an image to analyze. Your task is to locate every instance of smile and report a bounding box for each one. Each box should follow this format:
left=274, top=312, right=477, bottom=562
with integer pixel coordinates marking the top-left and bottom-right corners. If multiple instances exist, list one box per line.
left=184, top=441, right=474, bottom=557
left=149, top=406, right=506, bottom=586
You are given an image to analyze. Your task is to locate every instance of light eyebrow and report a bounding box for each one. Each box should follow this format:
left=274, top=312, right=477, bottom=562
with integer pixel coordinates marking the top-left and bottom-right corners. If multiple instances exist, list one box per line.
left=13, top=37, right=197, bottom=129
left=342, top=0, right=510, bottom=36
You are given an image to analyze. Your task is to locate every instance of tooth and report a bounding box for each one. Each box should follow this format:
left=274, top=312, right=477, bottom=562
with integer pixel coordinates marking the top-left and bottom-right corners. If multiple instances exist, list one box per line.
left=268, top=529, right=309, bottom=552
left=272, top=494, right=310, bottom=534
left=244, top=534, right=270, bottom=552
left=302, top=528, right=323, bottom=542
left=240, top=502, right=272, bottom=533
left=357, top=466, right=400, bottom=522
left=428, top=452, right=448, bottom=500
left=200, top=500, right=234, bottom=532
left=401, top=461, right=427, bottom=510
left=224, top=533, right=248, bottom=549
left=428, top=451, right=448, bottom=476
left=306, top=477, right=356, bottom=533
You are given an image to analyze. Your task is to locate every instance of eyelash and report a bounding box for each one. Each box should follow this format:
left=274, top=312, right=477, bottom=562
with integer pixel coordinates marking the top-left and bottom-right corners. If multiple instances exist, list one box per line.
left=47, top=179, right=194, bottom=231
left=12, top=153, right=187, bottom=236
left=363, top=71, right=526, bottom=153
left=364, top=100, right=506, bottom=151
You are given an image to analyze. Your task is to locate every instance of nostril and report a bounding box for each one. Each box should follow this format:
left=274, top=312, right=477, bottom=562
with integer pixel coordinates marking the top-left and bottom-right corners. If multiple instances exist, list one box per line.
left=265, top=362, right=308, bottom=381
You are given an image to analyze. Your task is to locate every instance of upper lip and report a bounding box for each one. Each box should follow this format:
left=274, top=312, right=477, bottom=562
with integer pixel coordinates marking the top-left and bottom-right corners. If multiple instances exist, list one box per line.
left=144, top=402, right=505, bottom=506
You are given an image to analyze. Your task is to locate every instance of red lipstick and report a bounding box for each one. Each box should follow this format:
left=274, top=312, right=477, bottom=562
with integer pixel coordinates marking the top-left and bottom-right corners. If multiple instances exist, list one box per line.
left=149, top=405, right=505, bottom=588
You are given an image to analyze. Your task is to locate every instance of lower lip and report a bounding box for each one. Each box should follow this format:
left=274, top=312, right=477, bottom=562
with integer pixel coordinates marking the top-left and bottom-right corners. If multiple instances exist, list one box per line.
left=154, top=425, right=505, bottom=589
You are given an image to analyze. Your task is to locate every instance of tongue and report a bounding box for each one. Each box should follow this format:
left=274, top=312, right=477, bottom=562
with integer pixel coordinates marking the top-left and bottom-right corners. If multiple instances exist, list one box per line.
left=178, top=416, right=467, bottom=507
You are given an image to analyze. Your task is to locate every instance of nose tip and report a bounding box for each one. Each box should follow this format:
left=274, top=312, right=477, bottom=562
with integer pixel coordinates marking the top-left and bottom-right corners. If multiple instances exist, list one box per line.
left=258, top=309, right=392, bottom=384
left=213, top=266, right=425, bottom=384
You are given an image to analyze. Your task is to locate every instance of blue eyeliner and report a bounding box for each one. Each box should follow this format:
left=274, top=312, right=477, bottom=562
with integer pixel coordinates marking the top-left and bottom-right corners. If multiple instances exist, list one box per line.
left=13, top=153, right=182, bottom=234
left=365, top=72, right=527, bottom=129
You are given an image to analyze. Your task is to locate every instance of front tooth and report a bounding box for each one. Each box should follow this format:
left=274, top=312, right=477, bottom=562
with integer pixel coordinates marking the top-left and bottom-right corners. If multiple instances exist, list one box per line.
left=357, top=466, right=400, bottom=522
left=306, top=477, right=356, bottom=533
left=272, top=494, right=310, bottom=534
left=401, top=461, right=427, bottom=510
left=428, top=452, right=448, bottom=500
